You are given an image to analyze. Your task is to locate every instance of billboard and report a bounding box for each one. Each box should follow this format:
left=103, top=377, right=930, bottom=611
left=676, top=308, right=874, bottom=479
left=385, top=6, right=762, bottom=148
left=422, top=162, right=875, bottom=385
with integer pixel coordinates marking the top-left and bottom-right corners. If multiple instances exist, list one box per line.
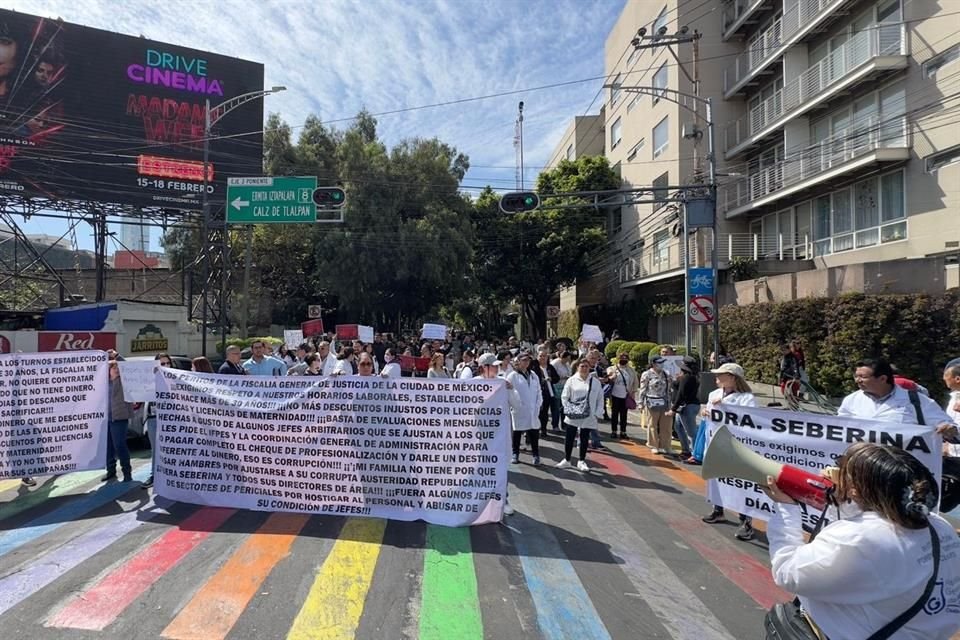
left=0, top=9, right=264, bottom=208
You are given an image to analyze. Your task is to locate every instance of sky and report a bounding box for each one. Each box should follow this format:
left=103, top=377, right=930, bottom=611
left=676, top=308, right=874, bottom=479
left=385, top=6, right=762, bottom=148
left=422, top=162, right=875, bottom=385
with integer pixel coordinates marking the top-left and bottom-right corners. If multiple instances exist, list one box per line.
left=11, top=0, right=628, bottom=252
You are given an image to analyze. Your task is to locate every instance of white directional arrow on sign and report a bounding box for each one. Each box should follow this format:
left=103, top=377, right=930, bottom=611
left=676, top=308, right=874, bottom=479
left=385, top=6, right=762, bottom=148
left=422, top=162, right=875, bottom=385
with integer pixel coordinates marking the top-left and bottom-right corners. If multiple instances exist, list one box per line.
left=230, top=197, right=250, bottom=211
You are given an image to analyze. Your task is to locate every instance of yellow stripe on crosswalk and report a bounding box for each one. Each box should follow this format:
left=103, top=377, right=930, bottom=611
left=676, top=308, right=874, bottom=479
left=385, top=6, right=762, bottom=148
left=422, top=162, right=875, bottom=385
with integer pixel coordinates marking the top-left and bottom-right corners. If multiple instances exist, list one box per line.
left=0, top=479, right=23, bottom=494
left=286, top=517, right=387, bottom=640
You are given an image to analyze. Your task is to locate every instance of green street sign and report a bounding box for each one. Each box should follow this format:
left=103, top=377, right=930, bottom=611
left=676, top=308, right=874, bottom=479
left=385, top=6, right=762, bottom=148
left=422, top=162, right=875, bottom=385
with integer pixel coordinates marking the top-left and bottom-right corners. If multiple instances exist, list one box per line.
left=226, top=176, right=318, bottom=224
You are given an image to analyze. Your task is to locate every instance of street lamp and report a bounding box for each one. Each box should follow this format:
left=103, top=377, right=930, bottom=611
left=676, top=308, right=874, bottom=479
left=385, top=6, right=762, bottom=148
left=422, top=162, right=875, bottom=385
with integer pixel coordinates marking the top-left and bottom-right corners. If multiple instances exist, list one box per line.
left=200, top=85, right=287, bottom=355
left=604, top=83, right=718, bottom=359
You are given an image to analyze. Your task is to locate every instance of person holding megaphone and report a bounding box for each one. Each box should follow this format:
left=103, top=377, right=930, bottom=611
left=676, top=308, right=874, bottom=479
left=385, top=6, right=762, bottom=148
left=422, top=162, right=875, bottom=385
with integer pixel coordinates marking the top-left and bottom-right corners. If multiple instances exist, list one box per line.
left=758, top=443, right=960, bottom=640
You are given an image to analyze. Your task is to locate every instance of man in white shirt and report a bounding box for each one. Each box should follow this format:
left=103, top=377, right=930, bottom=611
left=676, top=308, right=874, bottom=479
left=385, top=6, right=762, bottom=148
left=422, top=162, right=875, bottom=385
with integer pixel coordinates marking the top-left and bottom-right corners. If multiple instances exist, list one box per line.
left=838, top=358, right=958, bottom=441
left=317, top=341, right=338, bottom=377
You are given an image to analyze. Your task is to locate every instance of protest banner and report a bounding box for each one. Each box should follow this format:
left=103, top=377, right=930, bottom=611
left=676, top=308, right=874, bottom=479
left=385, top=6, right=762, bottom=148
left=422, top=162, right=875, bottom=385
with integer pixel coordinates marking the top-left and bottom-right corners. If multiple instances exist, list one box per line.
left=581, top=324, right=603, bottom=343
left=118, top=359, right=158, bottom=402
left=335, top=324, right=359, bottom=340
left=420, top=323, right=447, bottom=340
left=358, top=325, right=374, bottom=344
left=301, top=319, right=324, bottom=338
left=0, top=350, right=109, bottom=479
left=704, top=405, right=942, bottom=528
left=661, top=355, right=684, bottom=378
left=283, top=330, right=304, bottom=351
left=153, top=370, right=510, bottom=526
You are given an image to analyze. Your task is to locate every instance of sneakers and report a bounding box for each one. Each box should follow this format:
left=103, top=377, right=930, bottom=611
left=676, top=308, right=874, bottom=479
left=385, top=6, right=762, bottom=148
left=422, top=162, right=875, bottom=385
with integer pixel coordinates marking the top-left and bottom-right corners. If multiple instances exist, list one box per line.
left=532, top=456, right=541, bottom=466
left=502, top=502, right=515, bottom=516
left=511, top=454, right=520, bottom=464
left=577, top=460, right=589, bottom=472
left=141, top=476, right=154, bottom=489
left=648, top=446, right=659, bottom=452
left=702, top=508, right=725, bottom=524
left=20, top=476, right=36, bottom=487
left=735, top=521, right=756, bottom=541
left=555, top=459, right=572, bottom=469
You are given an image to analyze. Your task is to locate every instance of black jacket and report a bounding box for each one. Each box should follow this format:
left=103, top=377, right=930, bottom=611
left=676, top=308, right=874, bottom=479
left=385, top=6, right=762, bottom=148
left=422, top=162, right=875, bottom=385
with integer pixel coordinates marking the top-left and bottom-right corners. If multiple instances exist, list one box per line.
left=671, top=372, right=700, bottom=411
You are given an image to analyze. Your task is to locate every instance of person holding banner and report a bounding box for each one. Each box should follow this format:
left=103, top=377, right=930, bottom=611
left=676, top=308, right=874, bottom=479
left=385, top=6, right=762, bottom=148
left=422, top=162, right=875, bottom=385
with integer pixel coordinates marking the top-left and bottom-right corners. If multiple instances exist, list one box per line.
left=141, top=353, right=174, bottom=489
left=104, top=361, right=133, bottom=483
left=761, top=443, right=960, bottom=640
left=557, top=358, right=606, bottom=472
left=357, top=353, right=377, bottom=376
left=218, top=345, right=247, bottom=375
left=426, top=352, right=450, bottom=378
left=302, top=353, right=324, bottom=376
left=699, top=363, right=759, bottom=541
left=507, top=352, right=542, bottom=466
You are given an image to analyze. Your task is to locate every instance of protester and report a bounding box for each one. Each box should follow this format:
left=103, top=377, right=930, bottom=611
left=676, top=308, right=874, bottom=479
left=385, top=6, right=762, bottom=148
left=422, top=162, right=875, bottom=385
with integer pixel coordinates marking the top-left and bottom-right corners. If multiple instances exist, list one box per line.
left=762, top=443, right=960, bottom=640
left=550, top=350, right=572, bottom=432
left=477, top=353, right=516, bottom=516
left=585, top=349, right=609, bottom=449
left=497, top=351, right=513, bottom=378
left=699, top=363, right=759, bottom=540
left=218, top=345, right=247, bottom=375
left=944, top=357, right=960, bottom=457
left=332, top=347, right=357, bottom=375
left=506, top=351, right=542, bottom=465
left=191, top=357, right=214, bottom=373
left=891, top=364, right=930, bottom=396
left=303, top=353, right=323, bottom=376
left=317, top=341, right=338, bottom=376
left=426, top=352, right=449, bottom=378
left=639, top=356, right=673, bottom=454
left=104, top=360, right=133, bottom=483
left=606, top=349, right=638, bottom=440
left=778, top=343, right=801, bottom=403
left=357, top=352, right=376, bottom=376
left=381, top=348, right=401, bottom=378
left=287, top=343, right=316, bottom=376
left=141, top=353, right=174, bottom=489
left=838, top=359, right=956, bottom=440
left=243, top=340, right=286, bottom=376
left=455, top=350, right=477, bottom=379
left=536, top=347, right=559, bottom=437
left=556, top=358, right=605, bottom=471
left=666, top=356, right=699, bottom=459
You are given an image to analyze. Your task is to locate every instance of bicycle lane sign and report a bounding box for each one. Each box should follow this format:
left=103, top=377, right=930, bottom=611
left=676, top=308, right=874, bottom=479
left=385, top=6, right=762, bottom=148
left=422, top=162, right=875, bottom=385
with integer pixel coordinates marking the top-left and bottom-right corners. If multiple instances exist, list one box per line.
left=688, top=268, right=714, bottom=296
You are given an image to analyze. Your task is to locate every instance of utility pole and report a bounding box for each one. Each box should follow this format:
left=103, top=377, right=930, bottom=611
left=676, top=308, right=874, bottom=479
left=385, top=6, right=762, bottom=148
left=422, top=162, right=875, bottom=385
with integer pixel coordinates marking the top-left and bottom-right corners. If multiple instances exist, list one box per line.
left=240, top=224, right=253, bottom=338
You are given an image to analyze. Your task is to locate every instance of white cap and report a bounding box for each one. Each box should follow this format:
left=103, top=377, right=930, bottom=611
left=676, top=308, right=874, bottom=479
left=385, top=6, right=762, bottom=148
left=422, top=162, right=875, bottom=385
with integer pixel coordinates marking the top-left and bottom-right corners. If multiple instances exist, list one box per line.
left=710, top=362, right=745, bottom=378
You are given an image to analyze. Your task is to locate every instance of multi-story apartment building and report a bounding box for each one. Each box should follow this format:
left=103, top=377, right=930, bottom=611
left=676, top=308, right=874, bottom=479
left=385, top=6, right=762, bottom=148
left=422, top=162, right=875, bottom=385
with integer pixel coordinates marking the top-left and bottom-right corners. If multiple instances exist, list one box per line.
left=552, top=0, right=960, bottom=341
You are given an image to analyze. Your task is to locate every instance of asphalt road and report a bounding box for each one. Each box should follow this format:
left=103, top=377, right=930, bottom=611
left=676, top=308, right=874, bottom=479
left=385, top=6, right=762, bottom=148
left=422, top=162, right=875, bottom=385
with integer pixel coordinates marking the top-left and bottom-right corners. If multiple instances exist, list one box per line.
left=0, top=429, right=819, bottom=640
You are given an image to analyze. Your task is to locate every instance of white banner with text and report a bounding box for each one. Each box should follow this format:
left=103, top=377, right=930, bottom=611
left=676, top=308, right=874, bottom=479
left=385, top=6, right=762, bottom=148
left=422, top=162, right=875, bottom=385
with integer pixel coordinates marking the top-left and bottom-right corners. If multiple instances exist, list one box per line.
left=705, top=405, right=942, bottom=528
left=154, top=370, right=510, bottom=526
left=0, top=351, right=108, bottom=479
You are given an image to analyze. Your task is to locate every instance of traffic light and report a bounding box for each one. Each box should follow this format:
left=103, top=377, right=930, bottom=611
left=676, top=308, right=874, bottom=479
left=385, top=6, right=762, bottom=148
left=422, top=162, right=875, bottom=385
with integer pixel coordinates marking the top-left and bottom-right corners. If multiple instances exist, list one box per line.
left=499, top=191, right=540, bottom=213
left=312, top=187, right=346, bottom=208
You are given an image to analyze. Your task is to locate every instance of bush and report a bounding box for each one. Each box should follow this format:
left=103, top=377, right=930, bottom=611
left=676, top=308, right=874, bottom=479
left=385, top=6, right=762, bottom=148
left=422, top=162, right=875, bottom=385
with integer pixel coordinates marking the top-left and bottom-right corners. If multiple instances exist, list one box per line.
left=630, top=342, right=658, bottom=369
left=718, top=292, right=960, bottom=399
left=648, top=344, right=688, bottom=362
left=218, top=336, right=284, bottom=352
left=604, top=339, right=626, bottom=360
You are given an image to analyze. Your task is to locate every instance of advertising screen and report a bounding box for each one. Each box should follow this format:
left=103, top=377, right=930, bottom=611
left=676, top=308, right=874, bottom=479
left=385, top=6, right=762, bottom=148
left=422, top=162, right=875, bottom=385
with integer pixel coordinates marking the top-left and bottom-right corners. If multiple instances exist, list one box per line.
left=0, top=9, right=264, bottom=208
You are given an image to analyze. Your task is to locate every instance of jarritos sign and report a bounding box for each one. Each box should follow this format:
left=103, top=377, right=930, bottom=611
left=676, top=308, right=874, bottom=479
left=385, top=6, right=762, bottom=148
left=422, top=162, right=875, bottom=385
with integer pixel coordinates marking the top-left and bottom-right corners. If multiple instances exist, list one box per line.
left=130, top=324, right=168, bottom=353
left=38, top=331, right=117, bottom=352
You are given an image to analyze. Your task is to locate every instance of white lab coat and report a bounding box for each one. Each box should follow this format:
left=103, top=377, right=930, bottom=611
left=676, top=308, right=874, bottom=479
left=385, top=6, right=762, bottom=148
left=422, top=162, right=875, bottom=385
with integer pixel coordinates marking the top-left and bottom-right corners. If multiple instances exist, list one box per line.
left=945, top=391, right=960, bottom=457
left=768, top=503, right=960, bottom=640
left=561, top=374, right=605, bottom=430
left=321, top=354, right=338, bottom=377
left=381, top=361, right=401, bottom=379
left=506, top=369, right=542, bottom=431
left=704, top=388, right=758, bottom=409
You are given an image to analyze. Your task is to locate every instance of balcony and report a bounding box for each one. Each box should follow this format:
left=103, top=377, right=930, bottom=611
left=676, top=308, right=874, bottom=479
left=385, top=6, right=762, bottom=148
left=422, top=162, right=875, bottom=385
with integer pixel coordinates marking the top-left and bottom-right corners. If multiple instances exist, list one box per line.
left=725, top=24, right=907, bottom=157
left=721, top=0, right=771, bottom=40
left=618, top=236, right=693, bottom=287
left=718, top=233, right=814, bottom=262
left=721, top=115, right=911, bottom=218
left=724, top=0, right=856, bottom=98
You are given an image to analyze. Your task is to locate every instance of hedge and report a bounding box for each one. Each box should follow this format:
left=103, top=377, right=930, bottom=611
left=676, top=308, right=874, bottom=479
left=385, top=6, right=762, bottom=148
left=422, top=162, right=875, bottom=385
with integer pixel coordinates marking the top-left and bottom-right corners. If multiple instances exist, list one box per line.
left=647, top=344, right=690, bottom=362
left=629, top=342, right=659, bottom=369
left=604, top=340, right=626, bottom=360
left=218, top=336, right=285, bottom=352
left=718, top=292, right=960, bottom=399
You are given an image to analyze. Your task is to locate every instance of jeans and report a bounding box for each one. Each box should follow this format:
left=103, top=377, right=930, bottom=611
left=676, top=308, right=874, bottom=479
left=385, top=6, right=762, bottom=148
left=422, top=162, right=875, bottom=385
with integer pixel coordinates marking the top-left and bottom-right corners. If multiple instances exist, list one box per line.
left=673, top=404, right=700, bottom=456
left=610, top=396, right=628, bottom=434
left=512, top=430, right=539, bottom=456
left=146, top=417, right=157, bottom=479
left=550, top=396, right=563, bottom=430
left=106, top=419, right=131, bottom=477
left=564, top=423, right=591, bottom=461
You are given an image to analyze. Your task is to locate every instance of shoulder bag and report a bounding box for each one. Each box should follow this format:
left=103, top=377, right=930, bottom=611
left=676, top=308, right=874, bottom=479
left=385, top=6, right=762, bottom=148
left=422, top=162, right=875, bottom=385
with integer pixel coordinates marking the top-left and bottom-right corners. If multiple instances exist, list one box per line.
left=563, top=377, right=595, bottom=420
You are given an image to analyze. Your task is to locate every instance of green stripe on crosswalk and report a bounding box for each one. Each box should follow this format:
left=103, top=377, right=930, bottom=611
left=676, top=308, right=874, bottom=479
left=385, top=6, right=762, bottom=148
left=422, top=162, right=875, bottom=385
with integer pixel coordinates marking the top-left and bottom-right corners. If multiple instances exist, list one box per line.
left=419, top=524, right=483, bottom=640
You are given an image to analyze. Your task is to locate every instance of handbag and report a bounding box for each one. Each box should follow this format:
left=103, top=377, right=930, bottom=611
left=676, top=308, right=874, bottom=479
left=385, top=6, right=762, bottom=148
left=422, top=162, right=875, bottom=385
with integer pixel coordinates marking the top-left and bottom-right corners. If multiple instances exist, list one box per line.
left=563, top=377, right=595, bottom=420
left=764, top=518, right=941, bottom=640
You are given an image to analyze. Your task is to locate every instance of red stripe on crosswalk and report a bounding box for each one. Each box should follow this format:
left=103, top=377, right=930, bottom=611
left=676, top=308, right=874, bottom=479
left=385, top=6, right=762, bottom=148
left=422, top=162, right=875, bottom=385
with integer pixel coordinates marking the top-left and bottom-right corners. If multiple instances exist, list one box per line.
left=46, top=507, right=237, bottom=631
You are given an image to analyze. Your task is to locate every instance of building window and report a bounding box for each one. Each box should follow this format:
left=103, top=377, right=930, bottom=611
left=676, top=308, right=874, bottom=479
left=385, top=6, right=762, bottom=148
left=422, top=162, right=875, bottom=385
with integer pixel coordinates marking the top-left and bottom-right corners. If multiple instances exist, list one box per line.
left=627, top=92, right=641, bottom=113
left=565, top=144, right=574, bottom=161
left=610, top=117, right=622, bottom=149
left=610, top=206, right=622, bottom=236
left=653, top=6, right=668, bottom=35
left=627, top=138, right=645, bottom=161
left=652, top=63, right=668, bottom=104
left=610, top=73, right=622, bottom=106
left=652, top=172, right=669, bottom=212
left=926, top=145, right=960, bottom=172
left=923, top=44, right=960, bottom=78
left=653, top=229, right=670, bottom=267
left=652, top=116, right=669, bottom=158
left=810, top=169, right=906, bottom=256
left=626, top=46, right=640, bottom=68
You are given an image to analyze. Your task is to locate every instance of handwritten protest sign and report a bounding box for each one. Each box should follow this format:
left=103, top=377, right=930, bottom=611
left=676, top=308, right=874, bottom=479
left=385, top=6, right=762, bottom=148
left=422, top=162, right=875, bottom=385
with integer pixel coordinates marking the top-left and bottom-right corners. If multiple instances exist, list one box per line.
left=118, top=359, right=158, bottom=403
left=0, top=351, right=108, bottom=479
left=154, top=371, right=510, bottom=526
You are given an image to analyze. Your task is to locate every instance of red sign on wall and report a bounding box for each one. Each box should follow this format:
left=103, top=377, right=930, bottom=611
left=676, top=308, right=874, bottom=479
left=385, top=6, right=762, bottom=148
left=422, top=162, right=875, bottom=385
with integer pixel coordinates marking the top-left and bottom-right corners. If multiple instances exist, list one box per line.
left=38, top=332, right=117, bottom=352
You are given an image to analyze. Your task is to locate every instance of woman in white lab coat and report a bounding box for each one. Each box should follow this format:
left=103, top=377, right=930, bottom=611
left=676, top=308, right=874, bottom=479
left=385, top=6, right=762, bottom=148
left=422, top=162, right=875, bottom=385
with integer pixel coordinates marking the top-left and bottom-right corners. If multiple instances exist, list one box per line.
left=762, top=442, right=960, bottom=640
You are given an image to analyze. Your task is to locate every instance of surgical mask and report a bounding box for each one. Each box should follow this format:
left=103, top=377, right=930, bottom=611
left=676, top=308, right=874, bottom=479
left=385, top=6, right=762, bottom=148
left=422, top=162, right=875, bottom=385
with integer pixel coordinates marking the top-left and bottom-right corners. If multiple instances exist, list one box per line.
left=652, top=363, right=662, bottom=371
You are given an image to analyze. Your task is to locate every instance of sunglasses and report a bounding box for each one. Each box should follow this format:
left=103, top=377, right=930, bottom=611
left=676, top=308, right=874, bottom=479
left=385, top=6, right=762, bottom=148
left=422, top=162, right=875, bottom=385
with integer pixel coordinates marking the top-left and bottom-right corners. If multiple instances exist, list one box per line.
left=159, top=361, right=172, bottom=366
left=358, top=362, right=373, bottom=367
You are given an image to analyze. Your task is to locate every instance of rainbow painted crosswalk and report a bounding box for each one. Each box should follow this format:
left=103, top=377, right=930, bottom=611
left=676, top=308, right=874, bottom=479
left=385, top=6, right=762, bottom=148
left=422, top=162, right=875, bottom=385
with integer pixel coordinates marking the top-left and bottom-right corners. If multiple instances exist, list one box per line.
left=0, top=438, right=807, bottom=639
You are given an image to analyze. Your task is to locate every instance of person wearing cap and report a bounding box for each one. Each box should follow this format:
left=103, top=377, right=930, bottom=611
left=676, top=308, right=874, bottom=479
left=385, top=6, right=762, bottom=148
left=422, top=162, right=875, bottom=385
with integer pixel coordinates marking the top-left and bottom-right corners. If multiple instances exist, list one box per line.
left=639, top=357, right=673, bottom=454
left=506, top=351, right=543, bottom=466
left=477, top=353, right=518, bottom=517
left=700, top=362, right=759, bottom=540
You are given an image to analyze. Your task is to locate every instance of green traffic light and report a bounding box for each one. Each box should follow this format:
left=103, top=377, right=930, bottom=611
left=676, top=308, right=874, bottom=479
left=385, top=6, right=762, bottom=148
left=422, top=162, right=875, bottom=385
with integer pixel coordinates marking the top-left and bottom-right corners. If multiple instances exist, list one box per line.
left=332, top=191, right=343, bottom=201
left=524, top=196, right=535, bottom=206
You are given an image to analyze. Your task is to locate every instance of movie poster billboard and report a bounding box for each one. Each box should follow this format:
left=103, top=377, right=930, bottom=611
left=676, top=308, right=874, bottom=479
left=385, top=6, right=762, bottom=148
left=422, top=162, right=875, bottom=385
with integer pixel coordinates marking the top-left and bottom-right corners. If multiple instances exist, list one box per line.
left=0, top=9, right=264, bottom=208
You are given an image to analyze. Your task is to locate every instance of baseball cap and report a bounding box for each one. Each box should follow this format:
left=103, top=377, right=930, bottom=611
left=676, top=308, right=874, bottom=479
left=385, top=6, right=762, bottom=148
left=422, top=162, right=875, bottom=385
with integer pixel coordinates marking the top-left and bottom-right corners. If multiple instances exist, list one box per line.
left=651, top=356, right=666, bottom=365
left=710, top=362, right=745, bottom=378
left=516, top=350, right=533, bottom=360
left=477, top=353, right=499, bottom=367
